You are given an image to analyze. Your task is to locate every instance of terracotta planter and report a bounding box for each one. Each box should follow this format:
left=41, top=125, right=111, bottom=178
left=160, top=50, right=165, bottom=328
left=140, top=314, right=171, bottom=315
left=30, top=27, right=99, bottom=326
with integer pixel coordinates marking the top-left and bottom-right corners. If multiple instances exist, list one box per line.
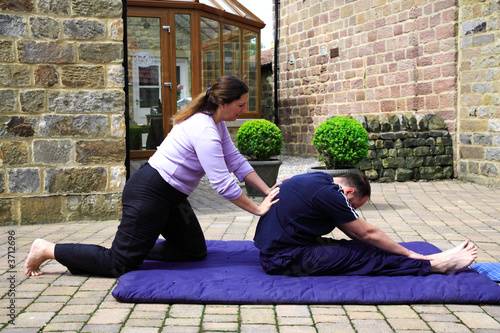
left=245, top=159, right=282, bottom=197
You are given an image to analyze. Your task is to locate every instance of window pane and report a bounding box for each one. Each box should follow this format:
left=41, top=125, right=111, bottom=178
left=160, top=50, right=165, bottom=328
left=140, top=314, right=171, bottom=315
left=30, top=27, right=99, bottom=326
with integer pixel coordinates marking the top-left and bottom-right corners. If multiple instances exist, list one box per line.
left=222, top=23, right=240, bottom=76
left=127, top=17, right=162, bottom=150
left=201, top=17, right=220, bottom=90
left=175, top=14, right=192, bottom=111
left=243, top=29, right=258, bottom=113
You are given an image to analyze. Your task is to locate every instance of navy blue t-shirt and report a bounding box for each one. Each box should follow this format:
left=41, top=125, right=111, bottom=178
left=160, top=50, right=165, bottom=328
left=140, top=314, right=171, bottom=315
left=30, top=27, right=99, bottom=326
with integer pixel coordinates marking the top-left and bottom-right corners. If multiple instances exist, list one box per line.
left=254, top=172, right=359, bottom=255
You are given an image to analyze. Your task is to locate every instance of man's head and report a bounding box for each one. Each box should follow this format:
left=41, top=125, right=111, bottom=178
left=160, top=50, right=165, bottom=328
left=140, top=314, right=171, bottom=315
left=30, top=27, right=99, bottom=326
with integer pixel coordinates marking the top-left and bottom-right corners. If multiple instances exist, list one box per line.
left=334, top=172, right=371, bottom=209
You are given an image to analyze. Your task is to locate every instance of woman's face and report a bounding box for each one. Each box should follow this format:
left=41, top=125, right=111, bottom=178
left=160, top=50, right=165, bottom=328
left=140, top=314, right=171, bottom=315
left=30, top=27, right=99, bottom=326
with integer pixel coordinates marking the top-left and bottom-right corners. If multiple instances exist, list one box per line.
left=218, top=93, right=249, bottom=122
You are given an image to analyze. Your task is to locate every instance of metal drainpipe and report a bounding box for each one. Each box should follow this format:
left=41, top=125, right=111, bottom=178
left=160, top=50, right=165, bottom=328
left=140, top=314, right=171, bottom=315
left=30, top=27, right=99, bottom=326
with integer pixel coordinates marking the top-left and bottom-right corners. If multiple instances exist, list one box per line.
left=122, top=0, right=131, bottom=179
left=274, top=0, right=280, bottom=126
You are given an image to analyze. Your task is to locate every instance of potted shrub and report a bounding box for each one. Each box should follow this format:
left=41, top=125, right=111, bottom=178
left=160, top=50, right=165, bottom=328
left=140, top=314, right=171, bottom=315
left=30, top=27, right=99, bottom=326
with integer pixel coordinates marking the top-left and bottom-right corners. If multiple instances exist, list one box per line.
left=237, top=119, right=283, bottom=197
left=310, top=116, right=369, bottom=176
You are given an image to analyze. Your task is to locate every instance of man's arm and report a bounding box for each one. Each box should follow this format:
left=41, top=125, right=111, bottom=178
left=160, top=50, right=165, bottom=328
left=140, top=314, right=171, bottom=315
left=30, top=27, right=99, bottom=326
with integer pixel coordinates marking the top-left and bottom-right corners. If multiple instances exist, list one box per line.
left=337, top=217, right=427, bottom=259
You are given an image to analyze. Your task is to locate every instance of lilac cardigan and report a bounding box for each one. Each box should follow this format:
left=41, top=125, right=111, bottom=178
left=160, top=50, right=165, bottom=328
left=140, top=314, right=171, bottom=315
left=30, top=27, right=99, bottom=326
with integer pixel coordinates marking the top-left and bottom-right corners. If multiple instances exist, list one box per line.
left=148, top=113, right=254, bottom=200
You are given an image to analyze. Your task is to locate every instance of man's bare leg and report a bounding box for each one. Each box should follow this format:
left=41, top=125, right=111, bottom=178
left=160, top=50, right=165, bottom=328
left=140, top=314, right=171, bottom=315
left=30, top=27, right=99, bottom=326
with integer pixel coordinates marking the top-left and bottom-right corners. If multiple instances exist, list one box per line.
left=24, top=239, right=56, bottom=277
left=427, top=240, right=477, bottom=274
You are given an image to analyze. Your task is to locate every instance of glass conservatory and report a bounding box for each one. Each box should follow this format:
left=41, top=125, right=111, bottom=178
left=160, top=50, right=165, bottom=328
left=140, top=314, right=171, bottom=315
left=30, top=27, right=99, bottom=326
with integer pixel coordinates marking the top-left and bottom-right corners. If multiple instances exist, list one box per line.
left=126, top=0, right=264, bottom=159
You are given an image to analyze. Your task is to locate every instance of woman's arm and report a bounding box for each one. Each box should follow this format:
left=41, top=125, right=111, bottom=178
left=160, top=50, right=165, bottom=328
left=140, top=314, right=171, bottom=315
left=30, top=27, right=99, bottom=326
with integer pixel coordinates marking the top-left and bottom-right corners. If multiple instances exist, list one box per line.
left=230, top=187, right=280, bottom=216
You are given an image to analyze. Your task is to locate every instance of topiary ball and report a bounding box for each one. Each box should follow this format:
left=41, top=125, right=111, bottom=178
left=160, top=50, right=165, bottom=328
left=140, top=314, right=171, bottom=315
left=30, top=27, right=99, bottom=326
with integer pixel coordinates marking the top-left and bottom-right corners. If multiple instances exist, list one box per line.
left=237, top=119, right=283, bottom=161
left=312, top=116, right=369, bottom=169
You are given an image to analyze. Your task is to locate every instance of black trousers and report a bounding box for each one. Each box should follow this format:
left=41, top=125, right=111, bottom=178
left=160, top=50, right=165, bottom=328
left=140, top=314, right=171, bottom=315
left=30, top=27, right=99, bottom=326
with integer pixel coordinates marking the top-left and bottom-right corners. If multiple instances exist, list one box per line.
left=54, top=163, right=207, bottom=277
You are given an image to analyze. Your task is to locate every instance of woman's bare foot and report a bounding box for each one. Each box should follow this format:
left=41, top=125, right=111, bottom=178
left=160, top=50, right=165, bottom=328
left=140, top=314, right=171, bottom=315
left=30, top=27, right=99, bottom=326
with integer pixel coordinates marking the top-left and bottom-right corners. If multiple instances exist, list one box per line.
left=428, top=240, right=477, bottom=274
left=24, top=239, right=56, bottom=277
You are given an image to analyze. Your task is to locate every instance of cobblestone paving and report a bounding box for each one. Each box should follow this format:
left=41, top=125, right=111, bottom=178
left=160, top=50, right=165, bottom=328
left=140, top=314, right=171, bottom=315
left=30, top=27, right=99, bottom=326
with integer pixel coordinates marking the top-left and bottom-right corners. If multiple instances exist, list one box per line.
left=1, top=174, right=500, bottom=332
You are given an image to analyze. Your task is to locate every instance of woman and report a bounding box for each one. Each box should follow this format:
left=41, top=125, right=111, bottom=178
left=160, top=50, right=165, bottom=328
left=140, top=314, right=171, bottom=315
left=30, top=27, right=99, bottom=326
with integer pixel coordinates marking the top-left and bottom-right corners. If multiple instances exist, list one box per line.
left=25, top=75, right=280, bottom=277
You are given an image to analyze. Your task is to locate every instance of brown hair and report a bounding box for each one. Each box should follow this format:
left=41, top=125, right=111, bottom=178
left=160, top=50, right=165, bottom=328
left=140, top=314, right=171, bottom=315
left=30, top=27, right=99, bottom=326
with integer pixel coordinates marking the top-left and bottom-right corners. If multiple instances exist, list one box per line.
left=172, top=75, right=249, bottom=124
left=339, top=172, right=371, bottom=200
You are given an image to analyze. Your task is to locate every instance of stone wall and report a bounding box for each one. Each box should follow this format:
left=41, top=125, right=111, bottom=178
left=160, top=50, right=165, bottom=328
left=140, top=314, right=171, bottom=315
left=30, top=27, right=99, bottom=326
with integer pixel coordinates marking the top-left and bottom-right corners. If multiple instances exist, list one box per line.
left=354, top=113, right=453, bottom=182
left=277, top=0, right=458, bottom=157
left=457, top=0, right=500, bottom=187
left=0, top=0, right=125, bottom=225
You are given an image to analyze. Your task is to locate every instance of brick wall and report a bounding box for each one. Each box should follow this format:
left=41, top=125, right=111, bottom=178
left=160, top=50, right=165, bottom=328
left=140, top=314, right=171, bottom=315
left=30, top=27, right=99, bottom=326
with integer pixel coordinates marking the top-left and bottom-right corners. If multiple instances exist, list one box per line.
left=0, top=0, right=125, bottom=225
left=457, top=0, right=500, bottom=187
left=278, top=0, right=458, bottom=156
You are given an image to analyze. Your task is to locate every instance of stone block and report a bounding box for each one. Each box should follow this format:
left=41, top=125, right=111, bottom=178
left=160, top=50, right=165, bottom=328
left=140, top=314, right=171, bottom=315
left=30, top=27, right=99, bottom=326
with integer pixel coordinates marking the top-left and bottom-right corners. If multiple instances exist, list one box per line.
left=373, top=158, right=383, bottom=170
left=0, top=41, right=15, bottom=62
left=30, top=17, right=59, bottom=39
left=20, top=196, right=64, bottom=224
left=462, top=19, right=486, bottom=35
left=111, top=114, right=125, bottom=137
left=384, top=140, right=395, bottom=149
left=435, top=155, right=453, bottom=166
left=0, top=89, right=17, bottom=113
left=39, top=114, right=107, bottom=137
left=0, top=171, right=4, bottom=193
left=67, top=193, right=121, bottom=221
left=0, top=14, right=27, bottom=36
left=76, top=139, right=125, bottom=164
left=460, top=146, right=484, bottom=159
left=78, top=43, right=122, bottom=63
left=395, top=168, right=414, bottom=182
left=108, top=65, right=124, bottom=87
left=20, top=89, right=45, bottom=113
left=35, top=65, right=59, bottom=87
left=73, top=0, right=122, bottom=17
left=17, top=41, right=75, bottom=64
left=472, top=34, right=495, bottom=46
left=488, top=119, right=500, bottom=132
left=406, top=156, right=424, bottom=168
left=8, top=168, right=40, bottom=193
left=378, top=114, right=392, bottom=132
left=425, top=137, right=436, bottom=146
left=61, top=66, right=105, bottom=88
left=430, top=145, right=445, bottom=155
left=0, top=64, right=30, bottom=86
left=486, top=148, right=500, bottom=161
left=419, top=166, right=443, bottom=180
left=0, top=199, right=15, bottom=225
left=423, top=156, right=436, bottom=166
left=380, top=169, right=395, bottom=181
left=45, top=167, right=107, bottom=193
left=397, top=148, right=413, bottom=157
left=0, top=141, right=28, bottom=165
left=380, top=133, right=396, bottom=140
left=469, top=161, right=479, bottom=174
left=48, top=90, right=124, bottom=113
left=63, top=19, right=106, bottom=39
left=425, top=114, right=446, bottom=130
left=358, top=158, right=372, bottom=170
left=33, top=139, right=72, bottom=164
left=443, top=166, right=453, bottom=178
left=377, top=149, right=389, bottom=158
left=480, top=162, right=498, bottom=176
left=365, top=115, right=380, bottom=132
left=364, top=169, right=378, bottom=180
left=38, top=0, right=70, bottom=15
left=414, top=114, right=429, bottom=131
left=110, top=166, right=126, bottom=190
left=0, top=116, right=36, bottom=137
left=382, top=156, right=400, bottom=168
left=473, top=133, right=492, bottom=145
left=403, top=114, right=418, bottom=130
left=110, top=20, right=123, bottom=40
left=388, top=149, right=398, bottom=157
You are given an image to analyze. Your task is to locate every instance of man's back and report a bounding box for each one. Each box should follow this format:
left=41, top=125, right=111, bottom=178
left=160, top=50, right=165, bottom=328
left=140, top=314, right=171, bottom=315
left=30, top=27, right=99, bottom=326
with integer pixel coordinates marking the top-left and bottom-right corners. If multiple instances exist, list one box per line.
left=253, top=172, right=359, bottom=255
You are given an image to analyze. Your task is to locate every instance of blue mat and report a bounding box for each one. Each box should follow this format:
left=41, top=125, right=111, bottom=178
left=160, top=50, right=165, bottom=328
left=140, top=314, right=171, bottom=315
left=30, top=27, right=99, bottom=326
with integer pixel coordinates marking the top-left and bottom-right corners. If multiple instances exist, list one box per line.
left=112, top=240, right=500, bottom=304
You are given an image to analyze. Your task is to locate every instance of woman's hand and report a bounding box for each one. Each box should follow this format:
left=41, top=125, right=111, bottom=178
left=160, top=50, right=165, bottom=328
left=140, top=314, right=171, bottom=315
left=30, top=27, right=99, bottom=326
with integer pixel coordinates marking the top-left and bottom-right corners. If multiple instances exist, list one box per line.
left=256, top=187, right=280, bottom=216
left=269, top=177, right=290, bottom=193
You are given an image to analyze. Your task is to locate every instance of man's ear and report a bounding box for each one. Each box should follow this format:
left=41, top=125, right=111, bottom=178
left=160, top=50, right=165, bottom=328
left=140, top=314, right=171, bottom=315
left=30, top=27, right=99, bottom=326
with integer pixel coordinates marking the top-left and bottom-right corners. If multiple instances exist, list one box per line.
left=343, top=186, right=356, bottom=196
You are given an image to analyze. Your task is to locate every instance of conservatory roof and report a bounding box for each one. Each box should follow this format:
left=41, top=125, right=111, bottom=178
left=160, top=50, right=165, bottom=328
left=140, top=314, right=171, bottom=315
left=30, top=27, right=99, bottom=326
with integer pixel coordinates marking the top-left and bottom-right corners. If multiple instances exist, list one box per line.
left=172, top=0, right=264, bottom=25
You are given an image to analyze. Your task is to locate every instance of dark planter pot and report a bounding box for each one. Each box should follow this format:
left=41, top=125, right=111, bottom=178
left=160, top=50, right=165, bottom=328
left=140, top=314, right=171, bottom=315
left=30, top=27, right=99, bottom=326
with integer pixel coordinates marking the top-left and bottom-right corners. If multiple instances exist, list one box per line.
left=245, top=159, right=282, bottom=197
left=307, top=166, right=360, bottom=177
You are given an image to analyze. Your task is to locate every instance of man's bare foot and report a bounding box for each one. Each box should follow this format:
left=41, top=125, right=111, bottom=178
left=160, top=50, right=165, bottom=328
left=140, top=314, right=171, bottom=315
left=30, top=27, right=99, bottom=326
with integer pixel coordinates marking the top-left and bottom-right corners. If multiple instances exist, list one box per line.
left=428, top=240, right=477, bottom=274
left=24, top=239, right=56, bottom=277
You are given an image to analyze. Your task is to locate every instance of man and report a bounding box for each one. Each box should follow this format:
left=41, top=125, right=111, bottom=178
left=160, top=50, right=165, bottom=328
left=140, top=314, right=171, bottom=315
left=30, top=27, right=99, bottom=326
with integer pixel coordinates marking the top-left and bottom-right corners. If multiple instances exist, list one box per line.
left=254, top=172, right=477, bottom=277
